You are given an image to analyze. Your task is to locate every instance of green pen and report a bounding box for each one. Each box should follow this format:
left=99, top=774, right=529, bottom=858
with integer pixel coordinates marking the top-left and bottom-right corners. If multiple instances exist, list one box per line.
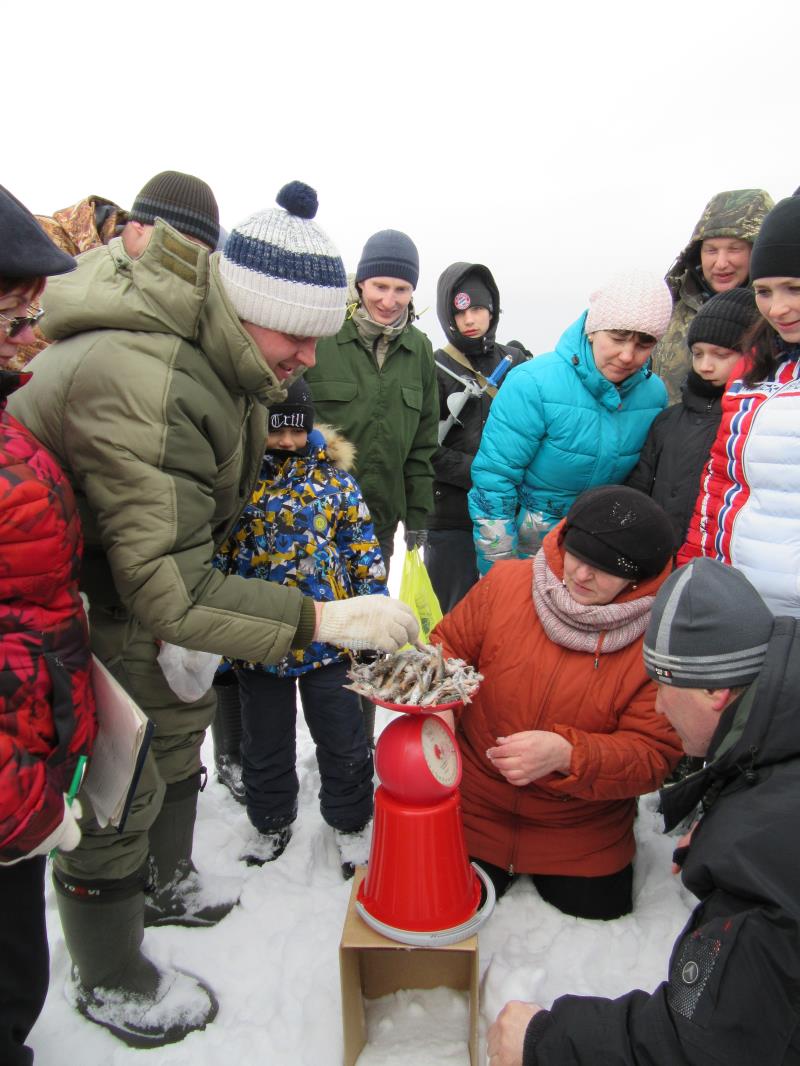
left=49, top=754, right=88, bottom=859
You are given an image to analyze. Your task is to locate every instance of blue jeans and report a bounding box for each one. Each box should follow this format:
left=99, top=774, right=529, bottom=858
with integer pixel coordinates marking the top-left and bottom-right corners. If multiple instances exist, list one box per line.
left=238, top=661, right=373, bottom=833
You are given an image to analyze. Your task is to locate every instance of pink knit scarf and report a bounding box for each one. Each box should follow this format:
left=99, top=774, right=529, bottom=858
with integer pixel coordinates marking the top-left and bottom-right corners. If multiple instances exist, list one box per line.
left=532, top=550, right=654, bottom=655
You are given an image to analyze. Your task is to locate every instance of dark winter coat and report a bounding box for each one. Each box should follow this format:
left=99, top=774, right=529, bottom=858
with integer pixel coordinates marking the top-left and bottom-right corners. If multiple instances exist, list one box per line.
left=431, top=528, right=681, bottom=878
left=625, top=371, right=723, bottom=546
left=429, top=263, right=526, bottom=532
left=305, top=306, right=438, bottom=544
left=523, top=616, right=800, bottom=1066
left=214, top=425, right=386, bottom=676
left=0, top=372, right=96, bottom=863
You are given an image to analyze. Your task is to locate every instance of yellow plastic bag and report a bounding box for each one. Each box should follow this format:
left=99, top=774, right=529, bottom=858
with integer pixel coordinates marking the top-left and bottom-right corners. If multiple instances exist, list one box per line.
left=398, top=547, right=443, bottom=644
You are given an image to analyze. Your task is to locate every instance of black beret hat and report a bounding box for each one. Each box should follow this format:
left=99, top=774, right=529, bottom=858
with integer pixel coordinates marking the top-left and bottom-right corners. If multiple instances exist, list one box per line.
left=0, top=184, right=76, bottom=280
left=562, top=486, right=675, bottom=580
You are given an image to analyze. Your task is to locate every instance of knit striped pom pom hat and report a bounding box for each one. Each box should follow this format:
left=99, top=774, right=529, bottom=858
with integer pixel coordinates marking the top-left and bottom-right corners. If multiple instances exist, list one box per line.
left=220, top=181, right=347, bottom=338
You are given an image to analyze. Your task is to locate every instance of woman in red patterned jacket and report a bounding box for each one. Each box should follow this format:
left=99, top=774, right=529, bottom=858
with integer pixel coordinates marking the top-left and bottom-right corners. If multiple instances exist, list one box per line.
left=0, top=185, right=96, bottom=1066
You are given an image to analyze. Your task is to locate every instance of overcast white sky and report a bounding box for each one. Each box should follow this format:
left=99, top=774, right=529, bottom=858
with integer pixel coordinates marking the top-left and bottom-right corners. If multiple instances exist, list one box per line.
left=7, top=0, right=797, bottom=352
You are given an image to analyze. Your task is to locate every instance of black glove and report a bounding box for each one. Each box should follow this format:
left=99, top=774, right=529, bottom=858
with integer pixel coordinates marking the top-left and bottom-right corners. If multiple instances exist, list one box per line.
left=404, top=528, right=428, bottom=551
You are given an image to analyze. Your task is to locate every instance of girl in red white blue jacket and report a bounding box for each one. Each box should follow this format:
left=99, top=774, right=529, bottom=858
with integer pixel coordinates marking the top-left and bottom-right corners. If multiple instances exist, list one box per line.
left=680, top=196, right=800, bottom=617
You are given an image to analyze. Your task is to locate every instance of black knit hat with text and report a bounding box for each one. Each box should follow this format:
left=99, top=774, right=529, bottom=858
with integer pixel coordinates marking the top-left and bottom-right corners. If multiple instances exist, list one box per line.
left=687, top=288, right=760, bottom=352
left=643, top=558, right=773, bottom=688
left=562, top=486, right=675, bottom=580
left=749, top=196, right=800, bottom=281
left=129, top=170, right=220, bottom=249
left=267, top=378, right=314, bottom=434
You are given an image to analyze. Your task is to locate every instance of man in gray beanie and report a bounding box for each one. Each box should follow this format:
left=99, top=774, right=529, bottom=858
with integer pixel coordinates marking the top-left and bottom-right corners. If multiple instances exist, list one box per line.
left=487, top=558, right=800, bottom=1066
left=8, top=181, right=417, bottom=1047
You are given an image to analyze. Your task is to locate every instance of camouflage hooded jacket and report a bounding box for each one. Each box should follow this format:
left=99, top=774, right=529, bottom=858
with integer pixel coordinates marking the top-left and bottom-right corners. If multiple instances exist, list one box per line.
left=651, top=189, right=774, bottom=404
left=215, top=425, right=387, bottom=676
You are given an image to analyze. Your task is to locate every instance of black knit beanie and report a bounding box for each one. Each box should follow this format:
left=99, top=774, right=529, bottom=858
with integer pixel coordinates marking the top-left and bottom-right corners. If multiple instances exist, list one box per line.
left=643, top=558, right=773, bottom=688
left=129, top=170, right=220, bottom=249
left=453, top=275, right=494, bottom=314
left=356, top=230, right=419, bottom=288
left=562, top=486, right=675, bottom=580
left=268, top=378, right=314, bottom=434
left=687, top=288, right=760, bottom=351
left=749, top=197, right=800, bottom=281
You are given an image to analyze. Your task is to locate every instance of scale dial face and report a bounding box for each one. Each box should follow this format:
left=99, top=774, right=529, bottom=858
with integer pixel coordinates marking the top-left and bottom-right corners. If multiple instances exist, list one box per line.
left=420, top=717, right=460, bottom=788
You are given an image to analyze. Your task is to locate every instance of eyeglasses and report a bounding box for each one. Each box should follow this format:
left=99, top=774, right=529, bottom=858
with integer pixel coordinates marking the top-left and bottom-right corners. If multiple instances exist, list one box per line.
left=0, top=306, right=44, bottom=339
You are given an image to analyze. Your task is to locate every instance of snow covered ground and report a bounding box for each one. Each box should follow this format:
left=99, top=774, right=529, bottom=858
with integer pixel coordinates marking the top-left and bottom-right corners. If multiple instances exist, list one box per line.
left=29, top=544, right=697, bottom=1064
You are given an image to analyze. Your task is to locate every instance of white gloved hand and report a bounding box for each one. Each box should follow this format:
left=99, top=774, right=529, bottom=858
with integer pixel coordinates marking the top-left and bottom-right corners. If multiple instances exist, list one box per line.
left=0, top=797, right=82, bottom=865
left=317, top=595, right=419, bottom=652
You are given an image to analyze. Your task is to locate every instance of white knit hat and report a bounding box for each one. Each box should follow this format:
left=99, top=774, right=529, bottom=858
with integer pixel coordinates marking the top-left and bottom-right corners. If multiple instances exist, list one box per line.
left=584, top=271, right=673, bottom=340
left=220, top=181, right=347, bottom=337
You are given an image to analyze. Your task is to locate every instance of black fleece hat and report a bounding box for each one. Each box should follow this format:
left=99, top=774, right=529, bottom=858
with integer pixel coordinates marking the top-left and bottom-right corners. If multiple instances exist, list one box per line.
left=453, top=275, right=494, bottom=314
left=643, top=558, right=773, bottom=688
left=562, top=486, right=675, bottom=580
left=0, top=185, right=76, bottom=280
left=687, top=288, right=760, bottom=351
left=268, top=378, right=314, bottom=434
left=749, top=197, right=800, bottom=281
left=129, top=170, right=220, bottom=249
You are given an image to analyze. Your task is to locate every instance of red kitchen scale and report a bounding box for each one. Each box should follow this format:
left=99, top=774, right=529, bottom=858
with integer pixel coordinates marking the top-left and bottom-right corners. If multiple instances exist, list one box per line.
left=356, top=696, right=495, bottom=946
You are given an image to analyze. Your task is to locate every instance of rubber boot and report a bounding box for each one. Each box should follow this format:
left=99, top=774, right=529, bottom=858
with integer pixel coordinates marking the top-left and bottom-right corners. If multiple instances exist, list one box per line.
left=211, top=673, right=246, bottom=804
left=144, top=773, right=239, bottom=928
left=54, top=872, right=218, bottom=1049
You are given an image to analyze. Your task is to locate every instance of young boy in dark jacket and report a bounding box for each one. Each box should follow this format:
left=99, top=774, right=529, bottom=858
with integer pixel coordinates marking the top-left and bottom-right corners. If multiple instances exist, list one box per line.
left=626, top=287, right=760, bottom=547
left=214, top=382, right=385, bottom=877
left=425, top=262, right=527, bottom=611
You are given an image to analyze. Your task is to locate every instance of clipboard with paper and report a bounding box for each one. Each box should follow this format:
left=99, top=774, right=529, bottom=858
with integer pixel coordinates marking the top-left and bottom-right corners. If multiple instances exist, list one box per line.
left=82, top=655, right=154, bottom=832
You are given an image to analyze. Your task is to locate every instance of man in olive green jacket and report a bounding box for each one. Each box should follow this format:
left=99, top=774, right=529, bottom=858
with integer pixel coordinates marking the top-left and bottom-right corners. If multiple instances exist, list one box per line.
left=651, top=188, right=774, bottom=404
left=8, top=182, right=417, bottom=1048
left=305, top=229, right=438, bottom=565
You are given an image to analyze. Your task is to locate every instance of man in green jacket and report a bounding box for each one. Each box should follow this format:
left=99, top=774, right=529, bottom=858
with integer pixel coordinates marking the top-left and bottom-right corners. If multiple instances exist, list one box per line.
left=305, top=229, right=438, bottom=566
left=651, top=188, right=774, bottom=404
left=305, top=229, right=438, bottom=745
left=9, top=180, right=417, bottom=1047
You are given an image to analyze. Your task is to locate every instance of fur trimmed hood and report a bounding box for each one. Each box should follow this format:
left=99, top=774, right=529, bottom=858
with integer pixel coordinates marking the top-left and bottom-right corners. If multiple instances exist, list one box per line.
left=314, top=422, right=356, bottom=471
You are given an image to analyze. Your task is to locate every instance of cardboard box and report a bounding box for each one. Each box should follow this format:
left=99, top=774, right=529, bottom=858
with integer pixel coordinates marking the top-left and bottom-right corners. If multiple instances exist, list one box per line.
left=339, top=867, right=479, bottom=1065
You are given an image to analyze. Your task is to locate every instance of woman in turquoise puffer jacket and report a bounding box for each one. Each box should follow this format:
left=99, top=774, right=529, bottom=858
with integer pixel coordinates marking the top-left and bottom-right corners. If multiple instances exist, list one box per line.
left=469, top=272, right=671, bottom=573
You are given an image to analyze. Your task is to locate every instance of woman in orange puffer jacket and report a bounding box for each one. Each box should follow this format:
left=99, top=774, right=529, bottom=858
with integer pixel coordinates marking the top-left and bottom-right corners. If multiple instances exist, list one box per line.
left=432, top=485, right=682, bottom=920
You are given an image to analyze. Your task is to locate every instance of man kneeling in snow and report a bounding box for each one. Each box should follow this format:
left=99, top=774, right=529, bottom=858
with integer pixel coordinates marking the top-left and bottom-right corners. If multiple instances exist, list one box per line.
left=488, top=557, right=800, bottom=1065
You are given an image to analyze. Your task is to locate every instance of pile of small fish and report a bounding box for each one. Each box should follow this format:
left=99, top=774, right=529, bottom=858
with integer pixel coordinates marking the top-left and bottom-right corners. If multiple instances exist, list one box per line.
left=345, top=643, right=482, bottom=707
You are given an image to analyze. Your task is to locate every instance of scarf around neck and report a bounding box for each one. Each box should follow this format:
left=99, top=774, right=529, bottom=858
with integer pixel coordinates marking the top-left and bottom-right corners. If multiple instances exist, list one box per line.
left=532, top=549, right=654, bottom=656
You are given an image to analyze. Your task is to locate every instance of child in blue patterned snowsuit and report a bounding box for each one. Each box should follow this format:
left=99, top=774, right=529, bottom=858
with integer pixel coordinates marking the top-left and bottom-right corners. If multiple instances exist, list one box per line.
left=214, top=381, right=386, bottom=876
